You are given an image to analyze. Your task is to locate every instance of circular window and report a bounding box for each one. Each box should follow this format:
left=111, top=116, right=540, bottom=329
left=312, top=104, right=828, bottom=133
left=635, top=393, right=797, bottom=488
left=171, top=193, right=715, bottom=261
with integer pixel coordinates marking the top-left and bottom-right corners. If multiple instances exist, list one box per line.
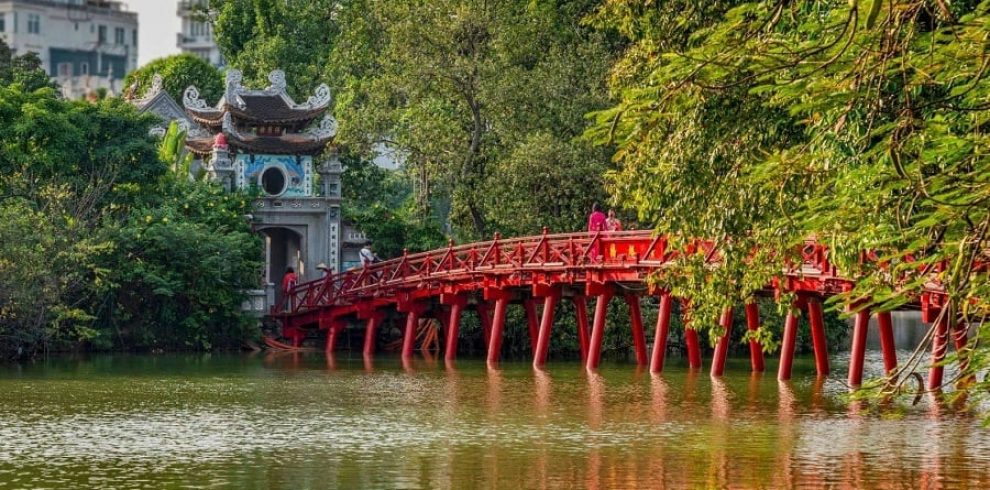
left=261, top=167, right=287, bottom=196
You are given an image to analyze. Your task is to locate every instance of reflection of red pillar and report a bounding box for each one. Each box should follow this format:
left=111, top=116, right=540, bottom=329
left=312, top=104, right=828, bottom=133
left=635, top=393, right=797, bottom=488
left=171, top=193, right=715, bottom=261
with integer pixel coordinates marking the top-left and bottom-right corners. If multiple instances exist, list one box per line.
left=625, top=295, right=648, bottom=366
left=573, top=296, right=590, bottom=361
left=524, top=299, right=539, bottom=354
left=807, top=298, right=830, bottom=377
left=848, top=309, right=870, bottom=387
left=478, top=302, right=493, bottom=347
left=710, top=307, right=733, bottom=377
left=533, top=291, right=560, bottom=367
left=744, top=302, right=765, bottom=372
left=650, top=292, right=673, bottom=373
left=876, top=311, right=897, bottom=374
left=928, top=316, right=949, bottom=390
left=444, top=299, right=465, bottom=361
left=683, top=304, right=702, bottom=369
left=401, top=309, right=421, bottom=360
left=362, top=313, right=383, bottom=357
left=777, top=305, right=799, bottom=381
left=586, top=293, right=612, bottom=370
left=486, top=296, right=510, bottom=365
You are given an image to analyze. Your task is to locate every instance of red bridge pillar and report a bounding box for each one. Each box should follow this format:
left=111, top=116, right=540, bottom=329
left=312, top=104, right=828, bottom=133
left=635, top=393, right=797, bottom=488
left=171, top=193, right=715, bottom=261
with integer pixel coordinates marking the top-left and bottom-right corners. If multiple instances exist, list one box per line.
left=485, top=289, right=511, bottom=366
left=807, top=297, right=830, bottom=377
left=778, top=300, right=801, bottom=381
left=848, top=309, right=870, bottom=387
left=711, top=307, right=733, bottom=377
left=682, top=301, right=702, bottom=370
left=744, top=302, right=765, bottom=372
left=928, top=315, right=950, bottom=390
left=586, top=286, right=613, bottom=371
left=649, top=291, right=673, bottom=373
left=360, top=311, right=385, bottom=358
left=876, top=311, right=897, bottom=374
left=398, top=300, right=428, bottom=360
left=532, top=286, right=561, bottom=368
left=625, top=295, right=648, bottom=366
left=573, top=296, right=591, bottom=361
left=441, top=294, right=468, bottom=362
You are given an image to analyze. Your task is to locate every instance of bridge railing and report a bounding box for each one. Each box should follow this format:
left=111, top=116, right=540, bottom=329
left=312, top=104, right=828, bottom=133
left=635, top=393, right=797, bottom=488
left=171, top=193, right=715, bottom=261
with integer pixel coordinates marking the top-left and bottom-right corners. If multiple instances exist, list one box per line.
left=275, top=230, right=842, bottom=317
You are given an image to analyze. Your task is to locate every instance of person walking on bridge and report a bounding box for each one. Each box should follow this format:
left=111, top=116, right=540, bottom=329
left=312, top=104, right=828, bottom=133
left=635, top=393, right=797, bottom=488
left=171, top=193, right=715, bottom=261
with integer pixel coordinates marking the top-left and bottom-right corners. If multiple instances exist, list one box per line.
left=280, top=267, right=298, bottom=311
left=360, top=242, right=380, bottom=267
left=587, top=203, right=607, bottom=232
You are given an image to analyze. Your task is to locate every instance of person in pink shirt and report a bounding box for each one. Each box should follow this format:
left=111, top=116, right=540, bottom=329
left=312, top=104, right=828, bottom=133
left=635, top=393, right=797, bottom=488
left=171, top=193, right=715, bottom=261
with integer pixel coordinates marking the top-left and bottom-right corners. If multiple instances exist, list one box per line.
left=587, top=203, right=607, bottom=232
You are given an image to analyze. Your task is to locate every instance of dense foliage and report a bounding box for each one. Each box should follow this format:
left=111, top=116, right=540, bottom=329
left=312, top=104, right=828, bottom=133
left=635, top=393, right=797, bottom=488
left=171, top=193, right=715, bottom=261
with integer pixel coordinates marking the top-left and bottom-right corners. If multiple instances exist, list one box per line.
left=589, top=0, right=990, bottom=398
left=123, top=54, right=224, bottom=105
left=0, top=47, right=261, bottom=358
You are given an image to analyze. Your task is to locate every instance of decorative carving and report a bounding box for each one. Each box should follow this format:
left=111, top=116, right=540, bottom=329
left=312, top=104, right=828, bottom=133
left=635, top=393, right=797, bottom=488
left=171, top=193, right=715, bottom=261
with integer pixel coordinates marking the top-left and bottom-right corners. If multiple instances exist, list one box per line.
left=144, top=74, right=164, bottom=99
left=225, top=70, right=247, bottom=109
left=266, top=70, right=287, bottom=94
left=148, top=126, right=167, bottom=137
left=298, top=84, right=332, bottom=109
left=305, top=115, right=338, bottom=139
left=183, top=86, right=210, bottom=109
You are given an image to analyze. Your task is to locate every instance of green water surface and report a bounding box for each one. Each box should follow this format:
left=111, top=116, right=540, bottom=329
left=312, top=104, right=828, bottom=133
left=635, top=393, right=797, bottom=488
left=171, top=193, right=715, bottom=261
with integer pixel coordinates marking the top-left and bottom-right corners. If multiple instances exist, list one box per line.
left=0, top=352, right=987, bottom=489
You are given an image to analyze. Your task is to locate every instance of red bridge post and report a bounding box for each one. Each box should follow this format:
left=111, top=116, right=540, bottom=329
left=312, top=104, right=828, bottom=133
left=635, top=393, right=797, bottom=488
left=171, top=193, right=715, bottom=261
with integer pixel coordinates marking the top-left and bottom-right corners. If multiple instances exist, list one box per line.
left=711, top=307, right=734, bottom=377
left=778, top=300, right=801, bottom=381
left=486, top=289, right=511, bottom=366
left=928, top=315, right=950, bottom=390
left=361, top=311, right=385, bottom=358
left=744, top=302, right=765, bottom=372
left=398, top=300, right=428, bottom=360
left=532, top=286, right=561, bottom=368
left=876, top=311, right=897, bottom=374
left=650, top=291, right=673, bottom=373
left=442, top=294, right=467, bottom=362
left=573, top=296, right=591, bottom=361
left=807, top=297, right=830, bottom=377
left=586, top=288, right=613, bottom=371
left=848, top=309, right=870, bottom=387
left=625, top=295, right=648, bottom=366
left=681, top=300, right=702, bottom=370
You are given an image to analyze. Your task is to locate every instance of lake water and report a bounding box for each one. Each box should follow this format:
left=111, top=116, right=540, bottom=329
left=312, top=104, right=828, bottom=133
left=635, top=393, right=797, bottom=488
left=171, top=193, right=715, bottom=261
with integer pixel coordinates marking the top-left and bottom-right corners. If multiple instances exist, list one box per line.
left=0, top=351, right=987, bottom=489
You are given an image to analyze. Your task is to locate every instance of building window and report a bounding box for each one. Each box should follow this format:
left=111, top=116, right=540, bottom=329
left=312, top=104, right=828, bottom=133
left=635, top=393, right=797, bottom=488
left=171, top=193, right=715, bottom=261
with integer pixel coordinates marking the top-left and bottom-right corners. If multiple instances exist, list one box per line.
left=80, top=62, right=89, bottom=75
left=57, top=62, right=71, bottom=78
left=0, top=14, right=5, bottom=33
left=27, top=14, right=40, bottom=34
left=132, top=29, right=137, bottom=46
left=98, top=25, right=106, bottom=43
left=114, top=27, right=125, bottom=45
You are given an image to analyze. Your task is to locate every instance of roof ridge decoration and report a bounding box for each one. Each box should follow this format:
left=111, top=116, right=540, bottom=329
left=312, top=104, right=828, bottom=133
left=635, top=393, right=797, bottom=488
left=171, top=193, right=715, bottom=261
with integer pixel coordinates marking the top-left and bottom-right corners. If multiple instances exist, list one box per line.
left=184, top=68, right=333, bottom=114
left=305, top=115, right=339, bottom=139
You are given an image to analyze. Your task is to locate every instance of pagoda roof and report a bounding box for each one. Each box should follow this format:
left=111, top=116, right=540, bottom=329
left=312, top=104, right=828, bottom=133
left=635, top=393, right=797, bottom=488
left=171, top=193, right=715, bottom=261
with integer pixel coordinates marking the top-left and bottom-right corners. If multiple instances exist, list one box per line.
left=183, top=69, right=332, bottom=127
left=186, top=112, right=337, bottom=156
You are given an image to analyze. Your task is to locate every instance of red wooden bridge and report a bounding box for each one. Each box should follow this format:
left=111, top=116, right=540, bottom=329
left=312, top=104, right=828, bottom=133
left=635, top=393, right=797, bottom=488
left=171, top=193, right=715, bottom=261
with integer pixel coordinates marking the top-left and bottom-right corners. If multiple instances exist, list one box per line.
left=273, top=230, right=965, bottom=389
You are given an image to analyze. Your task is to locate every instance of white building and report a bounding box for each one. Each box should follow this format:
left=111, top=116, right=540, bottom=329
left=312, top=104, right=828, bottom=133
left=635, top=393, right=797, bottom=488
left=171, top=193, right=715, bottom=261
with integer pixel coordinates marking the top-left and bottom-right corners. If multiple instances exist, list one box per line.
left=176, top=0, right=222, bottom=67
left=0, top=0, right=137, bottom=99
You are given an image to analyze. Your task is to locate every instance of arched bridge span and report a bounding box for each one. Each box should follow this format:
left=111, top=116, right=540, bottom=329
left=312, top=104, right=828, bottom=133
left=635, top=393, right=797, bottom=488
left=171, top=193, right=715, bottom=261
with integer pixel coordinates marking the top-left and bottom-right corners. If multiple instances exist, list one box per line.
left=274, top=230, right=960, bottom=389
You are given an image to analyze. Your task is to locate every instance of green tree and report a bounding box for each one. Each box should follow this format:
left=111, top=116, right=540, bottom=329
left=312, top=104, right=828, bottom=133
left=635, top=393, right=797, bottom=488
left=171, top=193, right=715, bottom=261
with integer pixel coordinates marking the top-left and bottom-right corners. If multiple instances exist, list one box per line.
left=123, top=53, right=224, bottom=105
left=589, top=0, right=990, bottom=401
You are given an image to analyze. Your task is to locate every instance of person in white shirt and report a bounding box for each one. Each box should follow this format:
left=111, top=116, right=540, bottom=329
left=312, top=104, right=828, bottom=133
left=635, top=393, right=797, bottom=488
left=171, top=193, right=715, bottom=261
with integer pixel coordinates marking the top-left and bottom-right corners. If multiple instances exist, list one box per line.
left=359, top=242, right=379, bottom=267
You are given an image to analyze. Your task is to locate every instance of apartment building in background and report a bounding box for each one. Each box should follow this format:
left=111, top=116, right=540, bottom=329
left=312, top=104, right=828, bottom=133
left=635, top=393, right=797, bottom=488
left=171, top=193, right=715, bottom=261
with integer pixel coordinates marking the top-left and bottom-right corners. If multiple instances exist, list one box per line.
left=0, top=0, right=137, bottom=99
left=176, top=0, right=222, bottom=67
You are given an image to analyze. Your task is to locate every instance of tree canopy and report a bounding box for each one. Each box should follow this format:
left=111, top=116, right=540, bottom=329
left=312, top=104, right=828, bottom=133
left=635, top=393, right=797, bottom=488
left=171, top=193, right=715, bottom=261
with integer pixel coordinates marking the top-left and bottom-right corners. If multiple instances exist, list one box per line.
left=123, top=53, right=224, bottom=105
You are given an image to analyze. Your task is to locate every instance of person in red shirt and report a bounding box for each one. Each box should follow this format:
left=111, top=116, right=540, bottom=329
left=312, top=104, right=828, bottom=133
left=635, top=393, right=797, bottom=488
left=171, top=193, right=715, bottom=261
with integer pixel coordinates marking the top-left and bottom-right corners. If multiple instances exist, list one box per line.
left=587, top=203, right=607, bottom=232
left=281, top=267, right=298, bottom=310
left=606, top=209, right=623, bottom=231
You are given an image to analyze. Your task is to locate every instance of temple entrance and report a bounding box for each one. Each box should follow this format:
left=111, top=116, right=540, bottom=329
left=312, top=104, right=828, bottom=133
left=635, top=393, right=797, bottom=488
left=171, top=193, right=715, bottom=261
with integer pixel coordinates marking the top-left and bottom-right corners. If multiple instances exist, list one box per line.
left=261, top=227, right=305, bottom=307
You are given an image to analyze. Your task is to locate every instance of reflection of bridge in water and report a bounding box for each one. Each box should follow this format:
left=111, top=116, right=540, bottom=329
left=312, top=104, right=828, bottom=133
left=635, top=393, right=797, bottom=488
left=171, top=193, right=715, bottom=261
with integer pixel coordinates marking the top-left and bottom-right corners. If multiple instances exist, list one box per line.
left=273, top=230, right=970, bottom=389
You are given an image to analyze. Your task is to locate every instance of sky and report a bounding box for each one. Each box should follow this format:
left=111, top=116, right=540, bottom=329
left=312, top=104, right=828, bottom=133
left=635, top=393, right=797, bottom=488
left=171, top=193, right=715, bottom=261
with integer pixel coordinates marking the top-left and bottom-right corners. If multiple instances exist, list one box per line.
left=131, top=0, right=182, bottom=67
